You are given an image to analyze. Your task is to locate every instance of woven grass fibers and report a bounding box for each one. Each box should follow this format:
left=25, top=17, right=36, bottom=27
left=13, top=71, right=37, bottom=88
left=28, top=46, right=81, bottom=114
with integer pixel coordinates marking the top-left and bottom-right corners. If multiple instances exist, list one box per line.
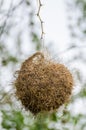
left=14, top=52, right=73, bottom=114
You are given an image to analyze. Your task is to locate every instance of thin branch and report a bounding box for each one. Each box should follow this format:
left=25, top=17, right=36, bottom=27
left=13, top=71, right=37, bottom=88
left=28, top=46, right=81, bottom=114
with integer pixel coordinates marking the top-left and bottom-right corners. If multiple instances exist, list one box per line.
left=37, top=0, right=45, bottom=39
left=0, top=0, right=25, bottom=40
left=52, top=45, right=86, bottom=60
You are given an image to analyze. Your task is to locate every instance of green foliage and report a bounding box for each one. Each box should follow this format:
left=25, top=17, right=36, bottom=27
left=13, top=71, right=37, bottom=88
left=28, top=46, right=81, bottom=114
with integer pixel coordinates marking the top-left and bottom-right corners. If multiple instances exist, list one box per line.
left=1, top=105, right=86, bottom=130
left=76, top=0, right=86, bottom=17
left=2, top=56, right=18, bottom=66
left=1, top=110, right=24, bottom=130
left=32, top=32, right=42, bottom=50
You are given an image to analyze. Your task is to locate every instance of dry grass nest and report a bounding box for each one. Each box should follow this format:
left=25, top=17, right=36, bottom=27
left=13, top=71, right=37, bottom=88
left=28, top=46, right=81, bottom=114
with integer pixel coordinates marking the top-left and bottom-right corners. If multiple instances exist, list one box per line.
left=14, top=52, right=73, bottom=114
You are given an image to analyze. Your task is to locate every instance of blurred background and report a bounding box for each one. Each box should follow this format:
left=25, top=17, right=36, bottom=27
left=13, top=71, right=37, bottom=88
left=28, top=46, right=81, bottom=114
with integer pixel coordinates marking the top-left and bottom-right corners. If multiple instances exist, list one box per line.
left=0, top=0, right=86, bottom=130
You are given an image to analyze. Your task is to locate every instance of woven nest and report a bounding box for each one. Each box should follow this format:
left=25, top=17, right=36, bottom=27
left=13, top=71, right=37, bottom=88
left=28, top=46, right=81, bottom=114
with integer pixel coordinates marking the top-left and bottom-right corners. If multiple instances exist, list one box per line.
left=14, top=52, right=73, bottom=114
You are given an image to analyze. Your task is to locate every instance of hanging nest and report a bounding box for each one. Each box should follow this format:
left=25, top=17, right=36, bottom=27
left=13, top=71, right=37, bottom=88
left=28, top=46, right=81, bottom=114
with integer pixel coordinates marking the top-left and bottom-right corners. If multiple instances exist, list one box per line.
left=14, top=52, right=73, bottom=114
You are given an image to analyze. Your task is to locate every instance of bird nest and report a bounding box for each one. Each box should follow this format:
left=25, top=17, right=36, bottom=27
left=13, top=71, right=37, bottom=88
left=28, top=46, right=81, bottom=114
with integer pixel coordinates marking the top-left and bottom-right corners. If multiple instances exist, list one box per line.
left=14, top=52, right=73, bottom=114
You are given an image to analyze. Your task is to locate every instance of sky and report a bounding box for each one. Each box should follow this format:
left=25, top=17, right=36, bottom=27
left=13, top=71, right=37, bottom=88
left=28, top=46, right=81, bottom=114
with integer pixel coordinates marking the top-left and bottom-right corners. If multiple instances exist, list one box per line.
left=42, top=0, right=70, bottom=51
left=0, top=0, right=71, bottom=54
left=30, top=0, right=70, bottom=54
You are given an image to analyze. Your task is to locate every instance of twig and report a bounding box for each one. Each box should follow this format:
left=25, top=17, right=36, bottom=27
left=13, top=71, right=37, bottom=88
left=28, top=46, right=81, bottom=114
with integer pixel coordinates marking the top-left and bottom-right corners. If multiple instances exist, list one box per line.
left=37, top=0, right=44, bottom=39
left=52, top=45, right=86, bottom=60
left=0, top=0, right=25, bottom=40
